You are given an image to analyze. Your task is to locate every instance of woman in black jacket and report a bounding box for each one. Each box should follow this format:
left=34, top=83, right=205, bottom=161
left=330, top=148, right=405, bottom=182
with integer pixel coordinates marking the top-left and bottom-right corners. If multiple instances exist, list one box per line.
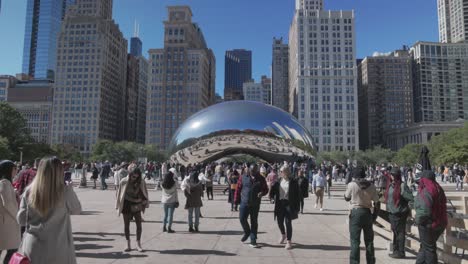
left=269, top=165, right=301, bottom=250
left=297, top=170, right=309, bottom=214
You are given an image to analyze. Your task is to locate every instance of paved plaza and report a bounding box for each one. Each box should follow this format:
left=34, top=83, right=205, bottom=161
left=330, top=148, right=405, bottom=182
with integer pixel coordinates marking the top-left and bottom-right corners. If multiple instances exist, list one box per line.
left=71, top=183, right=418, bottom=264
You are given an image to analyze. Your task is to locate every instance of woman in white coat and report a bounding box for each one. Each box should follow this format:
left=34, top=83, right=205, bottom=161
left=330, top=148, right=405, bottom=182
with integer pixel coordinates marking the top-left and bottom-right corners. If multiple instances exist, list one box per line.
left=0, top=160, right=21, bottom=264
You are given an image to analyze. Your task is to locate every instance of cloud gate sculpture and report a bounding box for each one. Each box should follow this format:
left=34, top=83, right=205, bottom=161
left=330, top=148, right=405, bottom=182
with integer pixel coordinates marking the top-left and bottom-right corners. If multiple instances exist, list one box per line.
left=168, top=101, right=316, bottom=166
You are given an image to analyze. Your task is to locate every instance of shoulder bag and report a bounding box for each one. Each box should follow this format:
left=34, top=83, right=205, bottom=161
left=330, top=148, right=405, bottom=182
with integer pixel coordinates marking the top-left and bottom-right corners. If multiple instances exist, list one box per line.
left=9, top=200, right=31, bottom=264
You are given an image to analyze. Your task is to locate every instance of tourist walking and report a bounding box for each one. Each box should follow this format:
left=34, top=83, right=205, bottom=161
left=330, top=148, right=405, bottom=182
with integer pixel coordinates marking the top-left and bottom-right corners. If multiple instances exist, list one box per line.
left=344, top=167, right=379, bottom=264
left=17, top=157, right=82, bottom=264
left=312, top=168, right=326, bottom=211
left=205, top=169, right=214, bottom=200
left=14, top=158, right=40, bottom=197
left=181, top=171, right=203, bottom=232
left=414, top=170, right=447, bottom=264
left=91, top=163, right=99, bottom=189
left=0, top=160, right=20, bottom=264
left=116, top=167, right=149, bottom=252
left=298, top=170, right=309, bottom=213
left=114, top=162, right=128, bottom=191
left=384, top=168, right=414, bottom=259
left=228, top=169, right=240, bottom=211
left=269, top=165, right=300, bottom=250
left=234, top=164, right=268, bottom=248
left=161, top=171, right=179, bottom=233
left=266, top=166, right=278, bottom=200
left=100, top=161, right=111, bottom=190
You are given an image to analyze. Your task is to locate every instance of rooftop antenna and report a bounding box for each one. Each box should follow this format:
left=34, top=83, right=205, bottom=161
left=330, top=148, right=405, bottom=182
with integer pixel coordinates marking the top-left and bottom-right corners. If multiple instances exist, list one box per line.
left=133, top=20, right=139, bottom=38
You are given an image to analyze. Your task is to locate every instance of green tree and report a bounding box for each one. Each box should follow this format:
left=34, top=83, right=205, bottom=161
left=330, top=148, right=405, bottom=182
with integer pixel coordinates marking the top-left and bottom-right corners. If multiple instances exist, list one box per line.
left=0, top=102, right=32, bottom=159
left=51, top=144, right=82, bottom=162
left=0, top=136, right=12, bottom=159
left=144, top=144, right=166, bottom=162
left=427, top=122, right=468, bottom=165
left=436, top=140, right=468, bottom=165
left=393, top=144, right=423, bottom=166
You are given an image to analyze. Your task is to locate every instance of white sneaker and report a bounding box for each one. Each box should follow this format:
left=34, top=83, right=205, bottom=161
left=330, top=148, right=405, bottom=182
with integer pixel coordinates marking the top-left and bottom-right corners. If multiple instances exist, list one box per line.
left=320, top=208, right=324, bottom=211
left=285, top=241, right=292, bottom=250
left=314, top=204, right=317, bottom=209
left=279, top=234, right=286, bottom=244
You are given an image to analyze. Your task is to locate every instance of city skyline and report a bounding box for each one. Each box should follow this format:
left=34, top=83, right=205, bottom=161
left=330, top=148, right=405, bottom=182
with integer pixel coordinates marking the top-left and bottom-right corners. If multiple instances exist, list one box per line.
left=0, top=0, right=439, bottom=96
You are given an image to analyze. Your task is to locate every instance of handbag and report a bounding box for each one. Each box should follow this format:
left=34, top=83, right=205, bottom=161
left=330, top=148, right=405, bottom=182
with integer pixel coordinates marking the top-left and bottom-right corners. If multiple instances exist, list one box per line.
left=130, top=203, right=143, bottom=213
left=9, top=200, right=31, bottom=264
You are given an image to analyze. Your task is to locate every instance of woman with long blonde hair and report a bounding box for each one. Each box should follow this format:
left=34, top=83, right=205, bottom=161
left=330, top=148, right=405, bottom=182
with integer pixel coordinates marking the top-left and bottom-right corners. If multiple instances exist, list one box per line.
left=17, top=157, right=82, bottom=264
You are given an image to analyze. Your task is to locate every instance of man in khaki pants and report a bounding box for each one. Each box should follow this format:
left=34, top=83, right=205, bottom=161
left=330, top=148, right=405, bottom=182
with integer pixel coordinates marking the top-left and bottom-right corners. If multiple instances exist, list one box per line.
left=312, top=168, right=326, bottom=211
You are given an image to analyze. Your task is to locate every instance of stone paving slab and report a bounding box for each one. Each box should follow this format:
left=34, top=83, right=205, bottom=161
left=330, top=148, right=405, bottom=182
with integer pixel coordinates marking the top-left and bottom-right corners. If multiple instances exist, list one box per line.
left=68, top=184, right=417, bottom=264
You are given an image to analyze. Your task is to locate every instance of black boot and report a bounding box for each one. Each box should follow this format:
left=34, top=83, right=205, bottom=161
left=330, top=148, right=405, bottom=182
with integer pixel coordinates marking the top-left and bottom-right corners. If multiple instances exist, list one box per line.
left=195, top=226, right=199, bottom=233
left=189, top=225, right=195, bottom=233
left=163, top=225, right=167, bottom=232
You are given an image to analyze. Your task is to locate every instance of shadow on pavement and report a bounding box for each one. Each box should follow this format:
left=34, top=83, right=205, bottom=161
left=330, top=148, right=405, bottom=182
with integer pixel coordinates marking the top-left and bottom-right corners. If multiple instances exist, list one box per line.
left=302, top=212, right=347, bottom=216
left=159, top=249, right=236, bottom=256
left=80, top=210, right=103, bottom=215
left=197, top=230, right=265, bottom=236
left=141, top=220, right=187, bottom=224
left=74, top=232, right=124, bottom=237
left=74, top=236, right=115, bottom=242
left=203, top=216, right=238, bottom=220
left=76, top=252, right=148, bottom=259
left=75, top=244, right=113, bottom=251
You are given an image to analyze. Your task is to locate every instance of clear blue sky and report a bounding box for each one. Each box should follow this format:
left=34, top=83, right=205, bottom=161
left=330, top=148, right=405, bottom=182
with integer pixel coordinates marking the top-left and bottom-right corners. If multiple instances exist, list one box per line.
left=0, top=0, right=438, bottom=96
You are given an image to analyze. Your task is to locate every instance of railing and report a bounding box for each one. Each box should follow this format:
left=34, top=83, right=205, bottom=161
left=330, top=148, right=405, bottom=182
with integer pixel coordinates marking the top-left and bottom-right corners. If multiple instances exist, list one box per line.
left=373, top=194, right=468, bottom=264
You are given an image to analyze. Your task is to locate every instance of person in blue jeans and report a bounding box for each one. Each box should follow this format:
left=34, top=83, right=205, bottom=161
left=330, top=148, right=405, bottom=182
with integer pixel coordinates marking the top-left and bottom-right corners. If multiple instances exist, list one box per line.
left=161, top=171, right=179, bottom=233
left=181, top=171, right=203, bottom=232
left=234, top=164, right=268, bottom=248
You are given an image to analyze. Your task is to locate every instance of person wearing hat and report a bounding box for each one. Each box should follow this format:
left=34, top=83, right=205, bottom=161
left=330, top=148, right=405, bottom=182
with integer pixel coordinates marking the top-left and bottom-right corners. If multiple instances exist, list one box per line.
left=0, top=160, right=21, bottom=264
left=344, top=167, right=379, bottom=264
left=384, top=168, right=414, bottom=259
left=414, top=170, right=447, bottom=264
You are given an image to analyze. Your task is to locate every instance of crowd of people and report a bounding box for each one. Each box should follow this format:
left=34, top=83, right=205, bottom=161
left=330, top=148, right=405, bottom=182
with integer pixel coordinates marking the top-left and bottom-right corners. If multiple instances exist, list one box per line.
left=0, top=156, right=461, bottom=264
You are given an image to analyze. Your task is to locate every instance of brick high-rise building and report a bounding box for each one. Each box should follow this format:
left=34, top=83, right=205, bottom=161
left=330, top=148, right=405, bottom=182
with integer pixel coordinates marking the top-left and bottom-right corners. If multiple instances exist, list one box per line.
left=272, top=37, right=289, bottom=111
left=51, top=0, right=128, bottom=153
left=224, top=49, right=252, bottom=101
left=146, top=6, right=216, bottom=150
left=358, top=49, right=414, bottom=150
left=289, top=0, right=359, bottom=151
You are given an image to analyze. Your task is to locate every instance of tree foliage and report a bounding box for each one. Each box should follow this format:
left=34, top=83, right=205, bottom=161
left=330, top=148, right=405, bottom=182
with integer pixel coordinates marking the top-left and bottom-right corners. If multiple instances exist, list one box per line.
left=428, top=122, right=468, bottom=165
left=0, top=136, right=12, bottom=159
left=393, top=144, right=423, bottom=166
left=0, top=102, right=32, bottom=159
left=90, top=140, right=166, bottom=163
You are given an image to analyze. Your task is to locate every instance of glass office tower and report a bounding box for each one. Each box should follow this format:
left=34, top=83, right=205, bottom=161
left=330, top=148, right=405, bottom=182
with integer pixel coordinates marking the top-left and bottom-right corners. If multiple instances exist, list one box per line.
left=22, top=0, right=74, bottom=80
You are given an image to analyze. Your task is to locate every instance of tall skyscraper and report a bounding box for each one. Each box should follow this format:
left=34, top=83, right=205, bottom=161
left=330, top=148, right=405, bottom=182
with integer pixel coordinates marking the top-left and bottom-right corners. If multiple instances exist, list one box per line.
left=146, top=6, right=216, bottom=150
left=289, top=0, right=359, bottom=151
left=438, top=0, right=468, bottom=43
left=272, top=37, right=289, bottom=111
left=125, top=26, right=148, bottom=144
left=125, top=54, right=139, bottom=142
left=224, top=49, right=252, bottom=101
left=22, top=0, right=75, bottom=80
left=358, top=49, right=414, bottom=150
left=51, top=0, right=128, bottom=153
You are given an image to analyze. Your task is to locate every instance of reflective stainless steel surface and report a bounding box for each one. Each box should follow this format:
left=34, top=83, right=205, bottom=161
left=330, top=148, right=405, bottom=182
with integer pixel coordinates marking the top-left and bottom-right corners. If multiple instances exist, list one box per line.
left=168, top=101, right=316, bottom=166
